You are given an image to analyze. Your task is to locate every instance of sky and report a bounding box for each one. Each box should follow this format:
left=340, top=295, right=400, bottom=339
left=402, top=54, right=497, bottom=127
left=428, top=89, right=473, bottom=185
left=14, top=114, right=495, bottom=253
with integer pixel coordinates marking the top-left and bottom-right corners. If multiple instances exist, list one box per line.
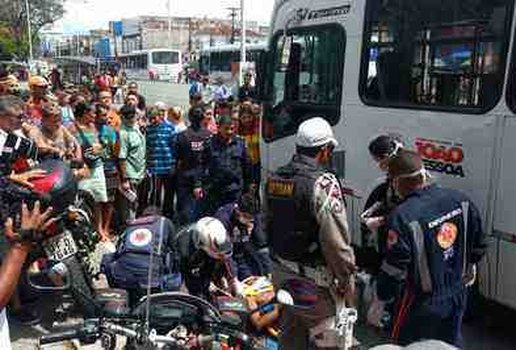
left=52, top=0, right=276, bottom=34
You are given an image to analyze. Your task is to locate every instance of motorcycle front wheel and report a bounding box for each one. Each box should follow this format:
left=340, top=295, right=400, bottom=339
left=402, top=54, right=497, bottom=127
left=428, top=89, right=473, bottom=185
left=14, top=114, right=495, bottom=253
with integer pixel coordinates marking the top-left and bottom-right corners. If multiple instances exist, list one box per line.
left=63, top=255, right=97, bottom=318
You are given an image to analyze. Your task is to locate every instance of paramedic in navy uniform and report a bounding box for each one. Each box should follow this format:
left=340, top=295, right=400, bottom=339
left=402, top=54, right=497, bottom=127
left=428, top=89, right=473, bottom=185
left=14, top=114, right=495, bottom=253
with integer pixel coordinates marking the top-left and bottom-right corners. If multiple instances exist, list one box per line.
left=370, top=149, right=487, bottom=347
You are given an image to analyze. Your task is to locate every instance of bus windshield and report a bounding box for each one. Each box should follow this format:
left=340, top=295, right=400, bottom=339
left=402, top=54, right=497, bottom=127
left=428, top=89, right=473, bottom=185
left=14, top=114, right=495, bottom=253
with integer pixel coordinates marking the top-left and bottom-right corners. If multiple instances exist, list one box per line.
left=152, top=51, right=179, bottom=65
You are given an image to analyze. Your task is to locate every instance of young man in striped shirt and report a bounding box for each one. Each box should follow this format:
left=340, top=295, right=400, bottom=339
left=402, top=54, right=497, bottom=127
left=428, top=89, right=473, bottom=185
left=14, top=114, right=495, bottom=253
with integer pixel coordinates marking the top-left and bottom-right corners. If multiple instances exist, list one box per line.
left=146, top=105, right=178, bottom=219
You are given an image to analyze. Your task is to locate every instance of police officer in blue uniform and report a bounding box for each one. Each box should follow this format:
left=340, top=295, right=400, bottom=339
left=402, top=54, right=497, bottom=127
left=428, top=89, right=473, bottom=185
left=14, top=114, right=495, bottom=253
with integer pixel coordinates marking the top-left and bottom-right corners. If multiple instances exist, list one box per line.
left=214, top=193, right=272, bottom=280
left=201, top=114, right=252, bottom=215
left=175, top=105, right=212, bottom=225
left=371, top=150, right=487, bottom=347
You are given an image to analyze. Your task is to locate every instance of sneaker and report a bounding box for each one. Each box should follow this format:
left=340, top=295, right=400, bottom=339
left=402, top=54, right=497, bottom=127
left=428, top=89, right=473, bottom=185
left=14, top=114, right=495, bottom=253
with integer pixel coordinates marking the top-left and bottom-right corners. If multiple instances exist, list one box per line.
left=10, top=308, right=42, bottom=326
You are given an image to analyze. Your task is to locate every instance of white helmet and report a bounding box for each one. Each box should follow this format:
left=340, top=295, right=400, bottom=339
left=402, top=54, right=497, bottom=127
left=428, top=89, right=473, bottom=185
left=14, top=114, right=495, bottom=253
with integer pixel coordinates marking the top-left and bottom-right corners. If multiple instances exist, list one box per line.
left=194, top=217, right=232, bottom=259
left=295, top=117, right=338, bottom=148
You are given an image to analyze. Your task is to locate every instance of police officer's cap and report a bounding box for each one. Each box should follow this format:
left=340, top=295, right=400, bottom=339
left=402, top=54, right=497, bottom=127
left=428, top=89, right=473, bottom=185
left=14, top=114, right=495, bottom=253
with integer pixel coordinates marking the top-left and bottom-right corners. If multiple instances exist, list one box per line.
left=295, top=117, right=338, bottom=148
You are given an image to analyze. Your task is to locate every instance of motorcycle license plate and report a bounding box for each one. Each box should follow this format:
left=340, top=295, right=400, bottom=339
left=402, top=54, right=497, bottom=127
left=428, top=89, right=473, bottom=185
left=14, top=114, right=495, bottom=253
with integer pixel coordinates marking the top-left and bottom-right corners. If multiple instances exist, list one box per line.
left=43, top=231, right=78, bottom=261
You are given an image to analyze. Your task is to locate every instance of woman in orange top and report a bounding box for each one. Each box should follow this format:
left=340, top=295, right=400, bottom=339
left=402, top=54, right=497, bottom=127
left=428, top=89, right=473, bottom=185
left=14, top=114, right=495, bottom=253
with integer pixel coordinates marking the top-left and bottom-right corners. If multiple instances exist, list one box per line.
left=238, top=103, right=261, bottom=188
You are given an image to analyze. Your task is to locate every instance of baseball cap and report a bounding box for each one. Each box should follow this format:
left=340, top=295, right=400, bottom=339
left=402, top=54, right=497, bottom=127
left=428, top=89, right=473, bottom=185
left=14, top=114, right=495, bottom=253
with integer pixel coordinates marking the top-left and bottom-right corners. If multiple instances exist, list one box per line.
left=218, top=114, right=233, bottom=125
left=28, top=76, right=49, bottom=88
left=295, top=117, right=338, bottom=148
left=154, top=101, right=167, bottom=110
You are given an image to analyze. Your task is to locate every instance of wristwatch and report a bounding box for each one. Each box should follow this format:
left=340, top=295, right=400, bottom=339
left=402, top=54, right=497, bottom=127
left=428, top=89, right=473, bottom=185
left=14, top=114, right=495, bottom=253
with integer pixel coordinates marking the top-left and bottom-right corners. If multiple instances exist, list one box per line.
left=8, top=229, right=44, bottom=245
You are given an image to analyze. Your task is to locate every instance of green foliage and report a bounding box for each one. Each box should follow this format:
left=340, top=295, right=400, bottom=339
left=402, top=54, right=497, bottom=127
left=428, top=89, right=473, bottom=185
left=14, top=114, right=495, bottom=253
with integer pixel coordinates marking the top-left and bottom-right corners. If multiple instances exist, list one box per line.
left=0, top=0, right=65, bottom=59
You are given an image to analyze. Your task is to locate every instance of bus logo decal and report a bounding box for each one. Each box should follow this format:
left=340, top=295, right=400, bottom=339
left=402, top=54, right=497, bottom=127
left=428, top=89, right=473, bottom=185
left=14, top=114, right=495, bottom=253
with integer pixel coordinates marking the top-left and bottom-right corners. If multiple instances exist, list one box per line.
left=296, top=4, right=351, bottom=22
left=415, top=138, right=466, bottom=178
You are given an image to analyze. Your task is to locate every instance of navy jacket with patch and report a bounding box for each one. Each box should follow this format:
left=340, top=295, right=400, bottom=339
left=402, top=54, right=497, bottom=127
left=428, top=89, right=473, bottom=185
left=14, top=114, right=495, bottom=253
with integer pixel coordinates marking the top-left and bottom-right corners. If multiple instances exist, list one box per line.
left=377, top=184, right=486, bottom=301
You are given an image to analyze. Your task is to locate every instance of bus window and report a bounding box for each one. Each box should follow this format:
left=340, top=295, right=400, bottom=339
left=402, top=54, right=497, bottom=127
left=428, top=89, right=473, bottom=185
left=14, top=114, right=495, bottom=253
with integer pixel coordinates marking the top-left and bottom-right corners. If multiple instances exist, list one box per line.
left=200, top=53, right=210, bottom=75
left=360, top=0, right=513, bottom=113
left=152, top=51, right=179, bottom=65
left=263, top=25, right=345, bottom=142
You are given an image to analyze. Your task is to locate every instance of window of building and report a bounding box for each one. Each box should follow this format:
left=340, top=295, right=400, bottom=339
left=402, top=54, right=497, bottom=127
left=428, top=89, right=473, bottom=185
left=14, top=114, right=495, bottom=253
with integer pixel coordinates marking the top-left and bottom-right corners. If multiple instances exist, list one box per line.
left=360, top=0, right=514, bottom=113
left=263, top=25, right=345, bottom=142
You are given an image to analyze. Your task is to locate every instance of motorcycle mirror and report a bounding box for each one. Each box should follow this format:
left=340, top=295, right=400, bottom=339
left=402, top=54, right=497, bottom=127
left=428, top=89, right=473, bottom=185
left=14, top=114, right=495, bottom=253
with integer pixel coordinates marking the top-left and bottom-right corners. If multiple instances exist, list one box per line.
left=27, top=263, right=71, bottom=291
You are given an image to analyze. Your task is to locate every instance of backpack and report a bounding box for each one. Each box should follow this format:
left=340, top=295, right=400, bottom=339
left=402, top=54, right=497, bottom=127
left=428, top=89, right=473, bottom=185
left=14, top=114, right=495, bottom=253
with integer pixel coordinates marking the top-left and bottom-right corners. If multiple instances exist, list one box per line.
left=101, top=215, right=181, bottom=292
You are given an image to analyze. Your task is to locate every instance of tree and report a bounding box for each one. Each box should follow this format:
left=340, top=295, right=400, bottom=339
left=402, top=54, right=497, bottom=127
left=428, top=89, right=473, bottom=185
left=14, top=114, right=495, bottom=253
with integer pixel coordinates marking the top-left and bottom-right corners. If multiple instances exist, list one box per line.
left=0, top=0, right=65, bottom=59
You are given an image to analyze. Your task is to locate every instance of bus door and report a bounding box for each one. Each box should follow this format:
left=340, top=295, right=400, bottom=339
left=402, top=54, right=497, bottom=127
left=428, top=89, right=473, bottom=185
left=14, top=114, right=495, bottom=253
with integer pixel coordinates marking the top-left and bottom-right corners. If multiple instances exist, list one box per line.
left=492, top=47, right=516, bottom=309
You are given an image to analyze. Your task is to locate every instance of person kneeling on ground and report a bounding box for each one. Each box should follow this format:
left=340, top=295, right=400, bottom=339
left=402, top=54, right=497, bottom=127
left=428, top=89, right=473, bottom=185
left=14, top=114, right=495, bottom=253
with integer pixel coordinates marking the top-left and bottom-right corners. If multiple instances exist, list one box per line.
left=175, top=217, right=242, bottom=301
left=214, top=193, right=272, bottom=280
left=101, top=206, right=178, bottom=307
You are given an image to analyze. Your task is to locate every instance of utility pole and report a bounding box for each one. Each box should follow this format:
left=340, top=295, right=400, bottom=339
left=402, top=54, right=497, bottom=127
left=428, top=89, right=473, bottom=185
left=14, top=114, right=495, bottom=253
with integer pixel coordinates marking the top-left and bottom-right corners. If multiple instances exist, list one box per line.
left=239, top=0, right=246, bottom=85
left=188, top=17, right=192, bottom=53
left=167, top=0, right=172, bottom=47
left=227, top=7, right=239, bottom=44
left=24, top=0, right=33, bottom=61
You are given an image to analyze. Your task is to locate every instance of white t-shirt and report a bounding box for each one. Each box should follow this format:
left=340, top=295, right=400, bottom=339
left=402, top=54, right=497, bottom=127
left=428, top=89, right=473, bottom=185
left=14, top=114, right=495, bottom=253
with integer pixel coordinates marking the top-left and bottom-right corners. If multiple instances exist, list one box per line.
left=0, top=309, right=11, bottom=350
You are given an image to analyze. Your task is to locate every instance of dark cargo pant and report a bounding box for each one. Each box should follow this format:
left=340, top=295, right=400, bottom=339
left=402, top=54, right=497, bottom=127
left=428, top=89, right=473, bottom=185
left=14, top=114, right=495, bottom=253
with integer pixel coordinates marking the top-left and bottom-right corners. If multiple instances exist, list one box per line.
left=272, top=262, right=341, bottom=350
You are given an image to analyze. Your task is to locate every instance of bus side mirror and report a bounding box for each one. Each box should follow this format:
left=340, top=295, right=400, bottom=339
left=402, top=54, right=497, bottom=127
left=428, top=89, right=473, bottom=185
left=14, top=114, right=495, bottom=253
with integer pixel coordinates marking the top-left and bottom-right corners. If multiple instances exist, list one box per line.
left=256, top=50, right=269, bottom=102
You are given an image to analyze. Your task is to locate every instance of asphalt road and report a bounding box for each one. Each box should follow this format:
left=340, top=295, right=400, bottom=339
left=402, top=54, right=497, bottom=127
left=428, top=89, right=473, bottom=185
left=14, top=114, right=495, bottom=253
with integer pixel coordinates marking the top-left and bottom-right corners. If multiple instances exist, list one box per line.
left=136, top=80, right=191, bottom=112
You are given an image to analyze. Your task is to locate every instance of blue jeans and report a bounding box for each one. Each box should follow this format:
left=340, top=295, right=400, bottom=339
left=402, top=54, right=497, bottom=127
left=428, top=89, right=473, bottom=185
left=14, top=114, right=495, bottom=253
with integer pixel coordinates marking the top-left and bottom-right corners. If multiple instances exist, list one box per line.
left=233, top=246, right=273, bottom=280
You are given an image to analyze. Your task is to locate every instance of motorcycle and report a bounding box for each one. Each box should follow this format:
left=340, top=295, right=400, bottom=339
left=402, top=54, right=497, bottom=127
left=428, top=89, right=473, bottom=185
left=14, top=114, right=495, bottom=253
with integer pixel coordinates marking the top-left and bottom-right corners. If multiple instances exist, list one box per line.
left=35, top=289, right=255, bottom=349
left=33, top=268, right=319, bottom=350
left=12, top=160, right=101, bottom=318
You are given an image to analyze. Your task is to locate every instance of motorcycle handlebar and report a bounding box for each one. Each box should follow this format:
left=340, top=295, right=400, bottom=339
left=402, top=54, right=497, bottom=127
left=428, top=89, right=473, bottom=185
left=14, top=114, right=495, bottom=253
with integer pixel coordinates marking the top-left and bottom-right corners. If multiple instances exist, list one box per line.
left=104, top=323, right=138, bottom=338
left=39, top=329, right=81, bottom=345
left=38, top=320, right=252, bottom=348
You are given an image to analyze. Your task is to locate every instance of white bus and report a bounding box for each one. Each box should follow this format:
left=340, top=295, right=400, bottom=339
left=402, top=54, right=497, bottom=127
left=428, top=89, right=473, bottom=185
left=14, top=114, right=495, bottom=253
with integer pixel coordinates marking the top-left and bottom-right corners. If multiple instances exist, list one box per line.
left=120, top=48, right=182, bottom=82
left=259, top=0, right=516, bottom=311
left=199, top=43, right=266, bottom=86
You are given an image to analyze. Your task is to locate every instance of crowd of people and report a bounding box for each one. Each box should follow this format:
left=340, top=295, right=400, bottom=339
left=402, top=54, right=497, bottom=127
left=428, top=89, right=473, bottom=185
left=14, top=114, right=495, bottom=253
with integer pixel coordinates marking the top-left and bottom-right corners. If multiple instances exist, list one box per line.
left=0, top=63, right=488, bottom=350
left=0, top=66, right=268, bottom=344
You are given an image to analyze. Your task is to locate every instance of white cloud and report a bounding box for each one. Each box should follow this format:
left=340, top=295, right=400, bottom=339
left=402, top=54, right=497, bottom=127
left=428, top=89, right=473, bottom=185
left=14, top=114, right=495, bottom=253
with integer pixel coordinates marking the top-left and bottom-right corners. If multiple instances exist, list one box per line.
left=55, top=0, right=275, bottom=33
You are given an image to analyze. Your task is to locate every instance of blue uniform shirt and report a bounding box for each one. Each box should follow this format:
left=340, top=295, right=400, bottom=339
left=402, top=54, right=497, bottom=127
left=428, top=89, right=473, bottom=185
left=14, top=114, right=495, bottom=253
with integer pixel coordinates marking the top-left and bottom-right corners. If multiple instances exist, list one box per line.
left=202, top=135, right=252, bottom=197
left=377, top=184, right=486, bottom=302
